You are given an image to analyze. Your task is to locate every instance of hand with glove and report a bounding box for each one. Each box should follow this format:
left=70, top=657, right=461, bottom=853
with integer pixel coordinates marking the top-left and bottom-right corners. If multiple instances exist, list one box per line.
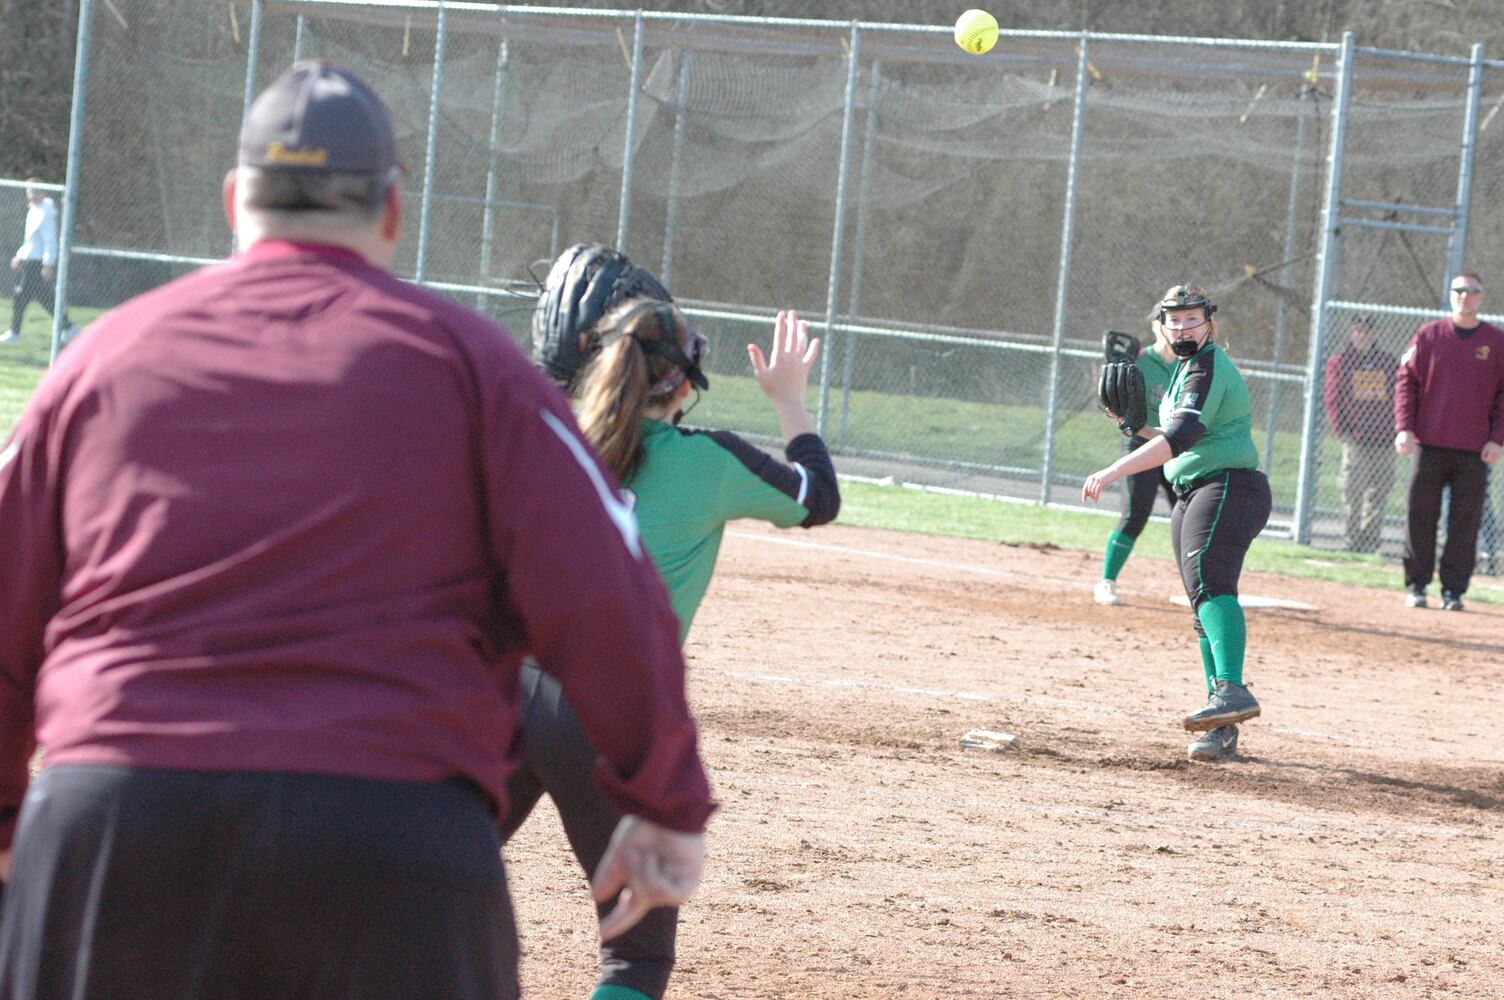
left=1098, top=361, right=1147, bottom=437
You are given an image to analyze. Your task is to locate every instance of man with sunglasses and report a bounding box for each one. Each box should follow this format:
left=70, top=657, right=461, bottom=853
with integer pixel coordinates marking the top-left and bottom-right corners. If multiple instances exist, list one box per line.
left=1394, top=272, right=1504, bottom=610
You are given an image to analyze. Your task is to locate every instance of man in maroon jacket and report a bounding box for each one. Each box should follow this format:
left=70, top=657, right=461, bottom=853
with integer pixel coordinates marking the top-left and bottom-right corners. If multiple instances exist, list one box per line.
left=0, top=62, right=713, bottom=999
left=1394, top=271, right=1504, bottom=610
left=1324, top=313, right=1398, bottom=553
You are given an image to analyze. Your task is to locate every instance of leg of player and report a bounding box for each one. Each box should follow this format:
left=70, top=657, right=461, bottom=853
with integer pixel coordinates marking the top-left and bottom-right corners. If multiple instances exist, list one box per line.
left=1171, top=470, right=1273, bottom=749
left=1097, top=436, right=1162, bottom=605
left=512, top=665, right=678, bottom=1000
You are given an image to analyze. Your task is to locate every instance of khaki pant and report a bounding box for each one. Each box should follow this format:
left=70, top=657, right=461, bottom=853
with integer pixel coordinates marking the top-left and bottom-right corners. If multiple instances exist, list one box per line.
left=1339, top=440, right=1395, bottom=553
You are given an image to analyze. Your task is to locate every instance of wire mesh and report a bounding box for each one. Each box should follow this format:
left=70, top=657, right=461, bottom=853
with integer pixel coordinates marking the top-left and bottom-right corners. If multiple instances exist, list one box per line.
left=45, top=0, right=1504, bottom=554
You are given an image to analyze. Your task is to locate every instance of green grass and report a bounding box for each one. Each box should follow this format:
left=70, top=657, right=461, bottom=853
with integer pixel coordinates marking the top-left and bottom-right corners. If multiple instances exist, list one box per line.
left=831, top=478, right=1500, bottom=601
left=0, top=307, right=109, bottom=433
left=692, top=368, right=1386, bottom=519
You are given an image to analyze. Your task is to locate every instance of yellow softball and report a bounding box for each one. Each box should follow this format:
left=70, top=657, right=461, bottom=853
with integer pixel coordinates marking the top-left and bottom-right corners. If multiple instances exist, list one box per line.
left=954, top=9, right=999, bottom=55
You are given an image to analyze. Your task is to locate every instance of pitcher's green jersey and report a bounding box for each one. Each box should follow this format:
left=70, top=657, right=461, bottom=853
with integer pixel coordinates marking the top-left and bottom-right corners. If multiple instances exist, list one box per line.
left=1158, top=342, right=1260, bottom=486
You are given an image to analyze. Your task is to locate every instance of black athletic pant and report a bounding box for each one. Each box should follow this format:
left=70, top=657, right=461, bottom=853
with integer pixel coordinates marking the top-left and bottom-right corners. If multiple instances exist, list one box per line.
left=9, top=260, right=67, bottom=335
left=0, top=767, right=519, bottom=1000
left=1404, top=444, right=1488, bottom=594
left=501, top=662, right=677, bottom=1000
left=1171, top=467, right=1272, bottom=632
left=1117, top=434, right=1177, bottom=539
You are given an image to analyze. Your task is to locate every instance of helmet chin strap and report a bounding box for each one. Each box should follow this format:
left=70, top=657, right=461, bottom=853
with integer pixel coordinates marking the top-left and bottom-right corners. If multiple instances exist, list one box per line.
left=1171, top=335, right=1202, bottom=358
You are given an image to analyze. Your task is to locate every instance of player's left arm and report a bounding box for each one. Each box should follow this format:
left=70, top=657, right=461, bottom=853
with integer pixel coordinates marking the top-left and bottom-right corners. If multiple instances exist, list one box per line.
left=1485, top=339, right=1504, bottom=463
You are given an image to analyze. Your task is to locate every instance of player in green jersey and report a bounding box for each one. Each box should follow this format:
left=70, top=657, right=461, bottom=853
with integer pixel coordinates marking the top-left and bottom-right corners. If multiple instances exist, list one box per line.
left=508, top=249, right=840, bottom=1000
left=1083, top=285, right=1272, bottom=762
left=1095, top=312, right=1179, bottom=605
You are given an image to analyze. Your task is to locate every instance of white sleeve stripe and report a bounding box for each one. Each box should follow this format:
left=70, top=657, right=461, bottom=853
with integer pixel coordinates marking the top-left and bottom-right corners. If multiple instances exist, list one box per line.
left=0, top=439, right=18, bottom=474
left=539, top=409, right=643, bottom=560
left=1173, top=407, right=1203, bottom=416
left=792, top=462, right=809, bottom=506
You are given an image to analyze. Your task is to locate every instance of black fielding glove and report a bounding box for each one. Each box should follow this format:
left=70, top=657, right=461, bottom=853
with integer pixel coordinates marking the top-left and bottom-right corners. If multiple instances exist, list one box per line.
left=1098, top=361, right=1147, bottom=436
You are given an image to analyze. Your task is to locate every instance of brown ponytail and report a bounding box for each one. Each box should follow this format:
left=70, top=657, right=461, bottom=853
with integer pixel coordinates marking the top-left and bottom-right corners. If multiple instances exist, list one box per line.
left=575, top=299, right=695, bottom=483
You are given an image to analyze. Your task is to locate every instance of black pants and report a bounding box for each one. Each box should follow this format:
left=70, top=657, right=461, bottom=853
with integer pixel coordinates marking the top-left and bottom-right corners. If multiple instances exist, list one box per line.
left=0, top=767, right=518, bottom=1000
left=1404, top=444, right=1488, bottom=594
left=501, top=663, right=677, bottom=1000
left=1117, top=434, right=1177, bottom=539
left=1171, top=468, right=1272, bottom=632
left=9, top=261, right=67, bottom=335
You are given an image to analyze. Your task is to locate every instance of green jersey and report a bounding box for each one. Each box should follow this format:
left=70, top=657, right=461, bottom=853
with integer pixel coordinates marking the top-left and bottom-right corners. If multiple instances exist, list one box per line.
left=629, top=420, right=839, bottom=643
left=1158, top=342, right=1260, bottom=486
left=1135, top=348, right=1175, bottom=409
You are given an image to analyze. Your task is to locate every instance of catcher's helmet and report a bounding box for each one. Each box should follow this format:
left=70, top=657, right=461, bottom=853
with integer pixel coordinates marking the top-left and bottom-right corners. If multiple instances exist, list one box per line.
left=532, top=243, right=672, bottom=389
left=1156, top=283, right=1217, bottom=324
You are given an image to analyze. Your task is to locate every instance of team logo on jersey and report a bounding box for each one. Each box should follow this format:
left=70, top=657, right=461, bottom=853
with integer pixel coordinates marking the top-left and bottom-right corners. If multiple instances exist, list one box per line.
left=1478, top=344, right=1491, bottom=361
left=1400, top=346, right=1414, bottom=365
left=1181, top=392, right=1199, bottom=409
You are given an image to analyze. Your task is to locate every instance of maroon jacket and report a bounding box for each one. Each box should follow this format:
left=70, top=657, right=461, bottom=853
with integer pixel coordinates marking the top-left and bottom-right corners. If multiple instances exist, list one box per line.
left=0, top=241, right=714, bottom=850
left=1324, top=344, right=1398, bottom=446
left=1394, top=317, right=1504, bottom=452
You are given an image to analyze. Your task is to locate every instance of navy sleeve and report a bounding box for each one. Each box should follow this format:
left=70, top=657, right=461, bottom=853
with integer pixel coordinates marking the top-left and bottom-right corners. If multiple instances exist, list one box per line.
left=784, top=433, right=840, bottom=527
left=1162, top=351, right=1215, bottom=456
left=701, top=430, right=840, bottom=529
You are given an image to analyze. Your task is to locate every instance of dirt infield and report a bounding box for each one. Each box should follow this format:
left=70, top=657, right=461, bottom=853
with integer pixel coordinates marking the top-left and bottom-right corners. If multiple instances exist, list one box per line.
left=506, top=522, right=1504, bottom=999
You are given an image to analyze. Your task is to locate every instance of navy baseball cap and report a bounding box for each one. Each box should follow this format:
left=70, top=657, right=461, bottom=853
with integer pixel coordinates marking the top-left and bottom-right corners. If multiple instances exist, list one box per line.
left=239, top=61, right=398, bottom=174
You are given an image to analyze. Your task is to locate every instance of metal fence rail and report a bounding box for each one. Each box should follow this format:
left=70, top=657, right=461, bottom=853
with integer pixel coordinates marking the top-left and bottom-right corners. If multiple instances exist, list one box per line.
left=35, top=0, right=1504, bottom=552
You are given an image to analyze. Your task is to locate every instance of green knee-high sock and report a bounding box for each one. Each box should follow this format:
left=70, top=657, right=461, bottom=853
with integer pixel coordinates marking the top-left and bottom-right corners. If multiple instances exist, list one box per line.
left=591, top=986, right=652, bottom=1000
left=1198, top=636, right=1216, bottom=695
left=1102, top=530, right=1136, bottom=581
left=1196, top=595, right=1247, bottom=686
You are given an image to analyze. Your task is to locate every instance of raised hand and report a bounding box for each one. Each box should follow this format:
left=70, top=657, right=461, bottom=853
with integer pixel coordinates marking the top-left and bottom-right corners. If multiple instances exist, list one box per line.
left=748, top=309, right=820, bottom=441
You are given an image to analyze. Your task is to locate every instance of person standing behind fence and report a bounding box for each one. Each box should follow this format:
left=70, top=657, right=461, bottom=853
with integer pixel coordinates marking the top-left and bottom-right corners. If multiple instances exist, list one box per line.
left=1394, top=271, right=1504, bottom=611
left=1323, top=313, right=1398, bottom=554
left=0, top=61, right=714, bottom=1000
left=1, top=178, right=76, bottom=344
left=1094, top=314, right=1178, bottom=606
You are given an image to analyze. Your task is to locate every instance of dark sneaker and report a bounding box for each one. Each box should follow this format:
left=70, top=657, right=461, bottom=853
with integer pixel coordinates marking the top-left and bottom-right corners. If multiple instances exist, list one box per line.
left=1187, top=724, right=1239, bottom=762
left=1183, top=680, right=1261, bottom=732
left=1441, top=589, right=1465, bottom=611
left=1404, top=585, right=1427, bottom=608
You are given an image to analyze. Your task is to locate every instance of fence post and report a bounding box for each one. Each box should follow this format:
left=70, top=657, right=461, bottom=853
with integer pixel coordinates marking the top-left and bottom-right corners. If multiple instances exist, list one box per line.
left=479, top=37, right=509, bottom=302
left=817, top=23, right=861, bottom=437
left=661, top=51, right=692, bottom=287
left=1294, top=31, right=1355, bottom=545
left=615, top=10, right=645, bottom=254
left=838, top=59, right=882, bottom=448
left=228, top=0, right=264, bottom=257
left=1444, top=41, right=1484, bottom=300
left=414, top=0, right=449, bottom=285
left=1262, top=84, right=1311, bottom=474
left=293, top=14, right=307, bottom=62
left=51, top=0, right=95, bottom=365
left=1039, top=35, right=1090, bottom=504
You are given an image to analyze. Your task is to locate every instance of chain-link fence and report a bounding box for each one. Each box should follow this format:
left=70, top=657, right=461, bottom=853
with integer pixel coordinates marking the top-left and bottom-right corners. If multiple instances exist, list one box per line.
left=35, top=0, right=1504, bottom=553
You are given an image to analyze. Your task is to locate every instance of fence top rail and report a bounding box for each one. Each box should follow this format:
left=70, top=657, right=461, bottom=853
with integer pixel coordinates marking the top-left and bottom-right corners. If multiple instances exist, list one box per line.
left=1328, top=299, right=1504, bottom=325
left=265, top=1, right=1344, bottom=53
left=1354, top=45, right=1478, bottom=67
